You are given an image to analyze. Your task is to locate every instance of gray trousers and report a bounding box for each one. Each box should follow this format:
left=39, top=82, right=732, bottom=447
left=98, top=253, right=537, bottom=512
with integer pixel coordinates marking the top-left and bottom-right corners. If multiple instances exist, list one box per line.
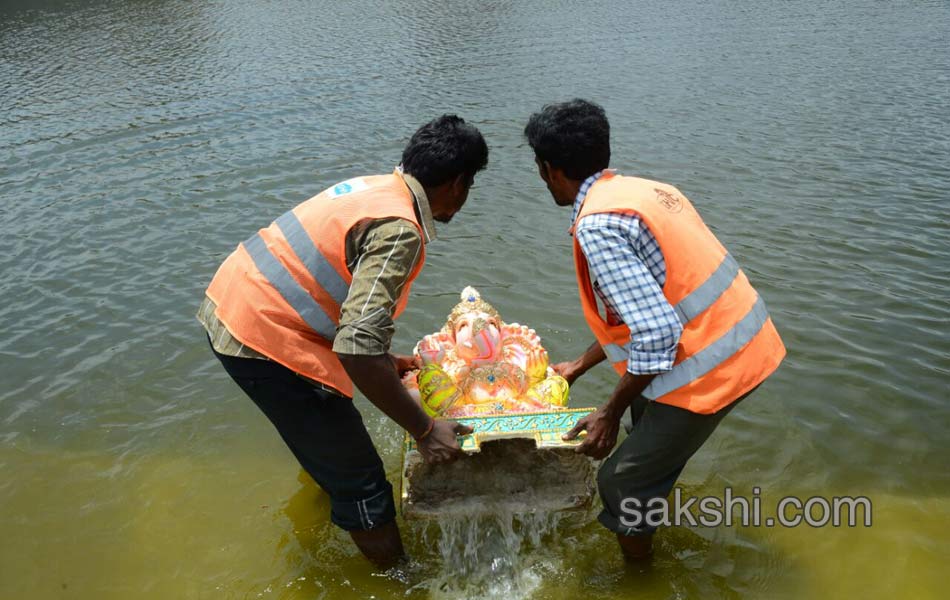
left=597, top=389, right=755, bottom=535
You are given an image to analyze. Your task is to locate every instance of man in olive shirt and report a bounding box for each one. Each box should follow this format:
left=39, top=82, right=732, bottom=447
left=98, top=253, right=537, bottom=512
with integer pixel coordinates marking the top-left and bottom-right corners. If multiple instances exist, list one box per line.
left=198, top=116, right=488, bottom=566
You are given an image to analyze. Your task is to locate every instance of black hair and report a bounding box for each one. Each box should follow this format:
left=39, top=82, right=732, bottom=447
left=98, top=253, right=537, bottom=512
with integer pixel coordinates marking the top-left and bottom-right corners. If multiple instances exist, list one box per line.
left=401, top=115, right=489, bottom=187
left=524, top=99, right=610, bottom=180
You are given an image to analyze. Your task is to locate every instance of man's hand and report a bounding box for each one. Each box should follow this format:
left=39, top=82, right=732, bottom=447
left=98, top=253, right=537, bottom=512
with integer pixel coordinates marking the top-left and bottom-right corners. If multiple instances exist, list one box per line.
left=415, top=420, right=474, bottom=465
left=562, top=405, right=622, bottom=460
left=551, top=360, right=585, bottom=385
left=552, top=340, right=607, bottom=385
left=389, top=353, right=421, bottom=376
left=562, top=371, right=657, bottom=460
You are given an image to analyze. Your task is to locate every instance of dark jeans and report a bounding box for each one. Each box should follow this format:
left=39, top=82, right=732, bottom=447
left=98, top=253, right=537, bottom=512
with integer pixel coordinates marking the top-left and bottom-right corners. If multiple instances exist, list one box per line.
left=597, top=389, right=755, bottom=535
left=210, top=344, right=395, bottom=531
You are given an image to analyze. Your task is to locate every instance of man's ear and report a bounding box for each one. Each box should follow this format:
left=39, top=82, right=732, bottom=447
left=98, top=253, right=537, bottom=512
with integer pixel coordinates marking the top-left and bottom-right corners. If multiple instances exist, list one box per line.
left=452, top=173, right=471, bottom=198
left=538, top=160, right=551, bottom=181
left=544, top=161, right=566, bottom=185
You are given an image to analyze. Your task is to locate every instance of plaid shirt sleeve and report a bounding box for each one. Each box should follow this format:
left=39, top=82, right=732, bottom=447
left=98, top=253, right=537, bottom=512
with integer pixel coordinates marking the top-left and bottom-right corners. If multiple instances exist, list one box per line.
left=574, top=213, right=682, bottom=374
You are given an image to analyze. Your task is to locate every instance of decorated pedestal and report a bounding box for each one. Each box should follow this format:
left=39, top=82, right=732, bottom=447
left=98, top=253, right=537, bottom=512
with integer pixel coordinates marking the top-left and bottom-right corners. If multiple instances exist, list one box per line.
left=401, top=408, right=597, bottom=519
left=399, top=287, right=597, bottom=519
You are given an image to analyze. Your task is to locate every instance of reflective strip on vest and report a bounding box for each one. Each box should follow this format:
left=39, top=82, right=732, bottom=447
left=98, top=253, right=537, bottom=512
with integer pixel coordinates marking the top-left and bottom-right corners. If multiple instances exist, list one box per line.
left=242, top=233, right=340, bottom=341
left=602, top=254, right=741, bottom=365
left=603, top=342, right=629, bottom=363
left=641, top=295, right=770, bottom=400
left=672, top=254, right=739, bottom=325
left=274, top=211, right=350, bottom=305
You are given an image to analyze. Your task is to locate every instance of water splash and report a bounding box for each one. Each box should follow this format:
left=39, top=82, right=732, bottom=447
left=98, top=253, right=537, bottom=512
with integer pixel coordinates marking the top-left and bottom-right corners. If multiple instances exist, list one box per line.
left=410, top=510, right=572, bottom=600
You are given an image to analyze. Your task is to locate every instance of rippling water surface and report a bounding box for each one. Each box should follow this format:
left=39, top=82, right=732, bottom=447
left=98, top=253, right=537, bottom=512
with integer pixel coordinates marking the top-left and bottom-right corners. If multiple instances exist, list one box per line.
left=1, top=0, right=948, bottom=598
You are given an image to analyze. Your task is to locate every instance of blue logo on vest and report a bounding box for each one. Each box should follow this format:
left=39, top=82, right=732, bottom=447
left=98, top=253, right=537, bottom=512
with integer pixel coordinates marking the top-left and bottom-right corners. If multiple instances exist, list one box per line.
left=333, top=182, right=353, bottom=196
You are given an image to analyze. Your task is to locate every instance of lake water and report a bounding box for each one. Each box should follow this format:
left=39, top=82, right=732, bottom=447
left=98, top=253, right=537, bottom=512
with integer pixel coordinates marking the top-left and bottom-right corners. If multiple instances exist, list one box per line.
left=1, top=0, right=948, bottom=598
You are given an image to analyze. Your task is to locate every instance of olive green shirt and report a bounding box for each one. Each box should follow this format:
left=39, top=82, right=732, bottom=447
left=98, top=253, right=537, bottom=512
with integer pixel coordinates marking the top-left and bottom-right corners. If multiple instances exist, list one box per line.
left=197, top=170, right=436, bottom=364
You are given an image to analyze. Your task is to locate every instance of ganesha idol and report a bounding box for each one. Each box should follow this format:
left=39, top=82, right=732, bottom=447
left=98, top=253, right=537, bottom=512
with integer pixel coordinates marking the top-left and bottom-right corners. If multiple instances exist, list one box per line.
left=401, top=287, right=570, bottom=417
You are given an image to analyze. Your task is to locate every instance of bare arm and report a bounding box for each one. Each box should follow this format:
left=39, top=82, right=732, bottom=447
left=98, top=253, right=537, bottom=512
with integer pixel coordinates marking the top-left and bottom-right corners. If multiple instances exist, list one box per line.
left=338, top=355, right=472, bottom=464
left=562, top=216, right=681, bottom=458
left=333, top=220, right=470, bottom=464
left=552, top=339, right=607, bottom=385
left=338, top=354, right=430, bottom=437
left=389, top=353, right=420, bottom=375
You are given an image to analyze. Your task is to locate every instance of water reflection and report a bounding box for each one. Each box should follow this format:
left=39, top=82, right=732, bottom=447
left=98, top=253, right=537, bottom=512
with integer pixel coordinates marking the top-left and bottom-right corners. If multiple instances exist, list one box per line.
left=1, top=0, right=948, bottom=597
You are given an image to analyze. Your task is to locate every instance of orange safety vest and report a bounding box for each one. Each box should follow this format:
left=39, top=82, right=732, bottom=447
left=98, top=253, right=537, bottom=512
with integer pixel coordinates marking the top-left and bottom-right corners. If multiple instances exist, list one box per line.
left=571, top=172, right=785, bottom=414
left=206, top=171, right=426, bottom=397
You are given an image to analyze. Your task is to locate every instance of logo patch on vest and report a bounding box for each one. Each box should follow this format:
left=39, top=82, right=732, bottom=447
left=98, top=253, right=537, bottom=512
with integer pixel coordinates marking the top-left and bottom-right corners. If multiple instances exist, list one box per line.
left=654, top=188, right=683, bottom=213
left=327, top=178, right=369, bottom=198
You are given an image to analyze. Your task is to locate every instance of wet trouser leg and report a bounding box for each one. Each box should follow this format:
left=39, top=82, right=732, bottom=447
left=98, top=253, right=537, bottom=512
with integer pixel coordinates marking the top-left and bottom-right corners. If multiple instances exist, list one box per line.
left=210, top=345, right=396, bottom=532
left=597, top=389, right=755, bottom=537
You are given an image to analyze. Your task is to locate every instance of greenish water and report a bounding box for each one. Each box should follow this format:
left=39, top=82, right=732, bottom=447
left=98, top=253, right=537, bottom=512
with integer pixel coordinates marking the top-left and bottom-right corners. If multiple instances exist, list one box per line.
left=1, top=0, right=948, bottom=598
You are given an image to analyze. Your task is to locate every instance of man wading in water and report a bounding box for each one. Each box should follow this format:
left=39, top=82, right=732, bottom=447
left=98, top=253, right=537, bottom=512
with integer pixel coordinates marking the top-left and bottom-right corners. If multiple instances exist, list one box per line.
left=525, top=99, right=785, bottom=560
left=198, top=116, right=488, bottom=567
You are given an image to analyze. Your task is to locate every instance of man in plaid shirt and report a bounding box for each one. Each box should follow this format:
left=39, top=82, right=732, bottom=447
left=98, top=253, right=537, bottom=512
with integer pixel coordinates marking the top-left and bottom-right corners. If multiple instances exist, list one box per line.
left=524, top=99, right=782, bottom=561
